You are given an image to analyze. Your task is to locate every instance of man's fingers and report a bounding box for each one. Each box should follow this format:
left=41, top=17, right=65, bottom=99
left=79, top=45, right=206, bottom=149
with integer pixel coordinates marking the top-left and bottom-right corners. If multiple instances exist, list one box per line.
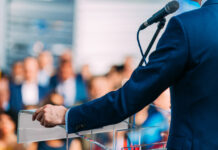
left=35, top=111, right=44, bottom=122
left=32, top=112, right=38, bottom=121
left=41, top=117, right=46, bottom=126
left=33, top=107, right=44, bottom=121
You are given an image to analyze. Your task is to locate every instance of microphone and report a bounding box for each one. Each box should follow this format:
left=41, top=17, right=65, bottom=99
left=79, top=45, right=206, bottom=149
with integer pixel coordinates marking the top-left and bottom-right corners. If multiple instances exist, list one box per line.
left=139, top=0, right=179, bottom=30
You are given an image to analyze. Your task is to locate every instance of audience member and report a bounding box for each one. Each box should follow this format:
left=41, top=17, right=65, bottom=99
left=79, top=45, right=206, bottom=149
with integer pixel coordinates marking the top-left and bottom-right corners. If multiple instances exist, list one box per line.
left=127, top=104, right=169, bottom=148
left=50, top=51, right=88, bottom=107
left=107, top=65, right=125, bottom=90
left=59, top=50, right=73, bottom=63
left=126, top=89, right=171, bottom=148
left=88, top=76, right=112, bottom=100
left=81, top=64, right=92, bottom=82
left=38, top=51, right=54, bottom=87
left=10, top=61, right=24, bottom=85
left=0, top=112, right=25, bottom=150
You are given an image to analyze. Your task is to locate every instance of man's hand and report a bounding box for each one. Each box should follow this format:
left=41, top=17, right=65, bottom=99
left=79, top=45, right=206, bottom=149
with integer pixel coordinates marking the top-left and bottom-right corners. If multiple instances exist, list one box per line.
left=32, top=104, right=68, bottom=128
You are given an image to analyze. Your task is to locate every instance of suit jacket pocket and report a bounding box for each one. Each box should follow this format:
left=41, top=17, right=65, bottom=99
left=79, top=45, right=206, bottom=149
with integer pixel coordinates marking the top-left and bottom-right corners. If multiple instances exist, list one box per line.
left=167, top=135, right=192, bottom=150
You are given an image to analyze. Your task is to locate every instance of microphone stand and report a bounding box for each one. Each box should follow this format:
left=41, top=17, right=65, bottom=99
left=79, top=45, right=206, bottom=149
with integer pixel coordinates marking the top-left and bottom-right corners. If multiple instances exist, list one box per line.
left=138, top=18, right=166, bottom=67
left=128, top=18, right=167, bottom=130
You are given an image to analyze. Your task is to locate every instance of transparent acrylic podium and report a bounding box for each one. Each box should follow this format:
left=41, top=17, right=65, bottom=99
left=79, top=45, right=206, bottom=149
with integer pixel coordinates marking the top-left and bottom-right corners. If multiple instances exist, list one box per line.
left=83, top=126, right=168, bottom=150
left=18, top=104, right=170, bottom=150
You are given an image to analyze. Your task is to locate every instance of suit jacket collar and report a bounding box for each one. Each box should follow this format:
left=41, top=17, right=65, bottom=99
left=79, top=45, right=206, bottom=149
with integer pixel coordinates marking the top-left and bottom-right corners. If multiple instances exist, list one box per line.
left=203, top=0, right=218, bottom=6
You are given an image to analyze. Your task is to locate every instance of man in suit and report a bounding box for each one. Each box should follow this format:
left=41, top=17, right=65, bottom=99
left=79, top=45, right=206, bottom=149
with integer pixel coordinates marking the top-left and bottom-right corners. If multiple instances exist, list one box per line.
left=33, top=0, right=218, bottom=149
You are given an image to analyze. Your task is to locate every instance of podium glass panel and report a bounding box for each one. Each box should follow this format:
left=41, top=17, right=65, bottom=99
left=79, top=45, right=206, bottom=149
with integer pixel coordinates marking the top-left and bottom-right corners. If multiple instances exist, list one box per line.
left=80, top=126, right=168, bottom=150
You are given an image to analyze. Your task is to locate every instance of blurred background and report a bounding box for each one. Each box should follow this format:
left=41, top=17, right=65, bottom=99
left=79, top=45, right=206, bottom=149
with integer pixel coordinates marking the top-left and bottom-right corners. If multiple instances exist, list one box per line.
left=0, top=0, right=170, bottom=74
left=0, top=0, right=172, bottom=149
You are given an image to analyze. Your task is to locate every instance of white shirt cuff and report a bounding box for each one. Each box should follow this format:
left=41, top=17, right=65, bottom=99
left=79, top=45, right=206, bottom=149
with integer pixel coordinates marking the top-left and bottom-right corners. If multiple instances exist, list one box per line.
left=65, top=108, right=70, bottom=133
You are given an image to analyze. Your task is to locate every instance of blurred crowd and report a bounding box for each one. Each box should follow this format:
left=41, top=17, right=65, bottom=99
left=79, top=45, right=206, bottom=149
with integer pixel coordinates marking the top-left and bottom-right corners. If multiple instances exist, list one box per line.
left=0, top=49, right=171, bottom=150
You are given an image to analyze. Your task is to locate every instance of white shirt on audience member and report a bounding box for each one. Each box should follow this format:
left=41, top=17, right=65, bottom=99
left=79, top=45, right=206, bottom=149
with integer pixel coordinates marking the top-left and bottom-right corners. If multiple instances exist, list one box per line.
left=56, top=77, right=76, bottom=107
left=22, top=82, right=39, bottom=106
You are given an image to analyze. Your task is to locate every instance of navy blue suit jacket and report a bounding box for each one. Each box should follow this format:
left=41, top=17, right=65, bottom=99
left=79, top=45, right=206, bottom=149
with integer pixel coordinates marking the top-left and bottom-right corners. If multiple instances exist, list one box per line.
left=67, top=1, right=218, bottom=149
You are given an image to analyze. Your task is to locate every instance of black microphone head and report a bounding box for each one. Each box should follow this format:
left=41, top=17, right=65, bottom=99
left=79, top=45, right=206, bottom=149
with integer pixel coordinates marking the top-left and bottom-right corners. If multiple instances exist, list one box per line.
left=165, top=0, right=180, bottom=14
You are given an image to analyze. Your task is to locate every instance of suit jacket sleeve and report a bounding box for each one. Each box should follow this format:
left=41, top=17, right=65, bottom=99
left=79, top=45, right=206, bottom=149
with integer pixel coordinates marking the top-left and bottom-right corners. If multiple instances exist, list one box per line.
left=66, top=16, right=189, bottom=133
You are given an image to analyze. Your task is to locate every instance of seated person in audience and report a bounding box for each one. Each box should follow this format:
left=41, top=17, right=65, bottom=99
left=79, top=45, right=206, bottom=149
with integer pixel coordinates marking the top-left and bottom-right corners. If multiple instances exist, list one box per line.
left=127, top=89, right=170, bottom=148
left=10, top=61, right=24, bottom=86
left=107, top=65, right=125, bottom=90
left=50, top=51, right=88, bottom=107
left=9, top=57, right=50, bottom=115
left=80, top=64, right=92, bottom=82
left=0, top=112, right=26, bottom=150
left=37, top=51, right=54, bottom=88
left=88, top=76, right=113, bottom=100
